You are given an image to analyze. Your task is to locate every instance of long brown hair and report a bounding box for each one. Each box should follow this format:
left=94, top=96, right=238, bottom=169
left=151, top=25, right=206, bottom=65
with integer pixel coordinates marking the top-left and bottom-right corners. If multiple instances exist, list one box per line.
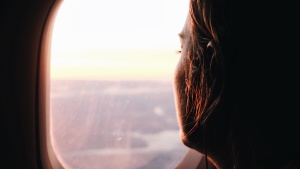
left=184, top=0, right=229, bottom=132
left=184, top=0, right=231, bottom=167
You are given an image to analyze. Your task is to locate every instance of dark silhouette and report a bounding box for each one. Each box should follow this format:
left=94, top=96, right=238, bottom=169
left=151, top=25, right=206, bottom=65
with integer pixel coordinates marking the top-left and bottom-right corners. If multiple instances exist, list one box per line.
left=173, top=0, right=300, bottom=168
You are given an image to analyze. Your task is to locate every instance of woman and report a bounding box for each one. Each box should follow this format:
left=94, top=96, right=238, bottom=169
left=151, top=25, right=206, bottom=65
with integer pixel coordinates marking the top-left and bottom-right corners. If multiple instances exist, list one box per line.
left=173, top=0, right=300, bottom=168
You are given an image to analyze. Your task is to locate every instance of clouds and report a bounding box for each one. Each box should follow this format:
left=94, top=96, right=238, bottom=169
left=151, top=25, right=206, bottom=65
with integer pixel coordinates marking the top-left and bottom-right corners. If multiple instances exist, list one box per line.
left=64, top=130, right=183, bottom=156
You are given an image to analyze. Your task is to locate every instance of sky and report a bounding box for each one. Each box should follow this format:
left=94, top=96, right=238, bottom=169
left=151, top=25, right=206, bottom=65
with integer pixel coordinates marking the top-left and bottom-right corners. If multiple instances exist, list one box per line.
left=51, top=0, right=189, bottom=80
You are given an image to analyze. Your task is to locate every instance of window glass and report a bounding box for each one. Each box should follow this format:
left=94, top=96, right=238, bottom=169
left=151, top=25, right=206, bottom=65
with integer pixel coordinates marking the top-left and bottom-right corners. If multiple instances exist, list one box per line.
left=50, top=0, right=189, bottom=168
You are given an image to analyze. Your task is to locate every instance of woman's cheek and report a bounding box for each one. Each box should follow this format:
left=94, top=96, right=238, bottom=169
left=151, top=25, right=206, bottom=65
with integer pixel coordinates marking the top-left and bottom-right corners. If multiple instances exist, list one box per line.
left=173, top=51, right=201, bottom=150
left=173, top=55, right=188, bottom=133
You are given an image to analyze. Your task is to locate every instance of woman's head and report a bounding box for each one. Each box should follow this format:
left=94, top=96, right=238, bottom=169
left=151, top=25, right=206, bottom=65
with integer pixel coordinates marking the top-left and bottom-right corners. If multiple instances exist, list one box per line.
left=173, top=0, right=299, bottom=168
left=174, top=0, right=230, bottom=150
left=174, top=0, right=233, bottom=167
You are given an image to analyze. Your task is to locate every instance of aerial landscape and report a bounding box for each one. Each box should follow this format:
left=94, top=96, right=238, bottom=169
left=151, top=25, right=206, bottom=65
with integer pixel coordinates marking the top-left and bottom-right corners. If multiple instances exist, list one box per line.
left=50, top=79, right=189, bottom=169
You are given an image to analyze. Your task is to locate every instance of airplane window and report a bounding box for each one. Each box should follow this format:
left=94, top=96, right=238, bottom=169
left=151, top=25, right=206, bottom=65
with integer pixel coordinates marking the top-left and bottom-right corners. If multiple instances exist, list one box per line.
left=50, top=0, right=190, bottom=168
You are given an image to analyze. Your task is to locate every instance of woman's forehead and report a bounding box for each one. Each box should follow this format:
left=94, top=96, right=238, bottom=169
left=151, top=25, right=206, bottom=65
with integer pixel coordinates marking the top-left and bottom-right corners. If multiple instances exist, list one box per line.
left=179, top=14, right=190, bottom=40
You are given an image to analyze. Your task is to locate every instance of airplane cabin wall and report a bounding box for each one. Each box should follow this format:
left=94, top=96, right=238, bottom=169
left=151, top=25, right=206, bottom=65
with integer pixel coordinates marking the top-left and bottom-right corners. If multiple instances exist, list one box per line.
left=0, top=1, right=58, bottom=169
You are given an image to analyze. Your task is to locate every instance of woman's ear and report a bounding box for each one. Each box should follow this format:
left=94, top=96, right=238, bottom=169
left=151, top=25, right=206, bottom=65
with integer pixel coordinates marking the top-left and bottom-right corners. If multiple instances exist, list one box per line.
left=206, top=40, right=217, bottom=65
left=205, top=39, right=223, bottom=80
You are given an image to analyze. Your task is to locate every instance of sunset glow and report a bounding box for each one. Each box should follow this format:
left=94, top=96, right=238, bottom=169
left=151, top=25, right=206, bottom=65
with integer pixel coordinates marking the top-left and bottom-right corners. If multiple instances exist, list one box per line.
left=51, top=0, right=189, bottom=80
